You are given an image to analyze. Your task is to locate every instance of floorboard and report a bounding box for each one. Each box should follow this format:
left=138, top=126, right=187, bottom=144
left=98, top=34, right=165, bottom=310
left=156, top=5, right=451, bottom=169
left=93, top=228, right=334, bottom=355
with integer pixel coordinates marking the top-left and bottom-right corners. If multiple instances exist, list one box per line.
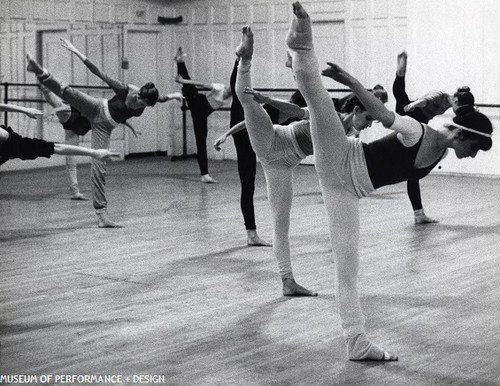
left=1, top=157, right=499, bottom=385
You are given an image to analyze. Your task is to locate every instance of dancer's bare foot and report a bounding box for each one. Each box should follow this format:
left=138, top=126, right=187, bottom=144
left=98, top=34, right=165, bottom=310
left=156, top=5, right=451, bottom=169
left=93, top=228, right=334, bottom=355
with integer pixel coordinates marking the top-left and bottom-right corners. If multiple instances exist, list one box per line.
left=396, top=51, right=407, bottom=77
left=235, top=26, right=253, bottom=60
left=26, top=53, right=44, bottom=75
left=246, top=230, right=272, bottom=247
left=321, top=62, right=354, bottom=86
left=71, top=192, right=88, bottom=201
left=282, top=278, right=318, bottom=296
left=97, top=213, right=123, bottom=228
left=201, top=174, right=218, bottom=184
left=347, top=333, right=398, bottom=361
left=285, top=2, right=313, bottom=51
left=414, top=209, right=439, bottom=224
left=174, top=47, right=186, bottom=63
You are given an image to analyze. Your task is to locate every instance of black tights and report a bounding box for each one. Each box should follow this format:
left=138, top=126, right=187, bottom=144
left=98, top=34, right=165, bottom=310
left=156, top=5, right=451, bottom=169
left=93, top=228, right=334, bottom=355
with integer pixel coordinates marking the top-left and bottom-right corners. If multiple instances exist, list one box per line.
left=392, top=74, right=428, bottom=211
left=230, top=59, right=257, bottom=230
left=177, top=62, right=213, bottom=176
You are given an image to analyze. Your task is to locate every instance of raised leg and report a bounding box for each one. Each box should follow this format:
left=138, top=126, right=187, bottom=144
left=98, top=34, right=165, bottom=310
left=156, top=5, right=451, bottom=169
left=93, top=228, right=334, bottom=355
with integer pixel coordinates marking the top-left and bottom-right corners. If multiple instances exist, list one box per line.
left=287, top=1, right=396, bottom=361
left=234, top=26, right=276, bottom=160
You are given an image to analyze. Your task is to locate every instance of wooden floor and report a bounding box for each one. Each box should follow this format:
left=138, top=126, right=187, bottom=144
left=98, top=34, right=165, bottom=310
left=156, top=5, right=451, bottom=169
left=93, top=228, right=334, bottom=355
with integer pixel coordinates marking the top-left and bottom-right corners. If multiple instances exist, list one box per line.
left=1, top=156, right=500, bottom=386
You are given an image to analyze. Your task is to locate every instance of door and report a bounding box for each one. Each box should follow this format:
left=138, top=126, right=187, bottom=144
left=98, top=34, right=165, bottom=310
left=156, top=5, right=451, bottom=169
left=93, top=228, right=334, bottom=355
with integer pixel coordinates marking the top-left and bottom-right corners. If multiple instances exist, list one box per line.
left=301, top=21, right=345, bottom=165
left=126, top=31, right=160, bottom=154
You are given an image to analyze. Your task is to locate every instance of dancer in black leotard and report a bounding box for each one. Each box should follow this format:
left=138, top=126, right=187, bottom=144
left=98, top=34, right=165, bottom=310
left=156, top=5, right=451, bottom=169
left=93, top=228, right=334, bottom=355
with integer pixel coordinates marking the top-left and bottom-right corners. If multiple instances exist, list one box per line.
left=392, top=51, right=477, bottom=224
left=287, top=1, right=492, bottom=361
left=174, top=47, right=232, bottom=184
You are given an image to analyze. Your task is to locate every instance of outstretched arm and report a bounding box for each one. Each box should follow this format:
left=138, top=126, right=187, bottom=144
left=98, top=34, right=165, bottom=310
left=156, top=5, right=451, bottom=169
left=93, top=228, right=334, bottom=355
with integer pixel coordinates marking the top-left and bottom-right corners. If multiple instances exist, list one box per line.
left=54, top=143, right=120, bottom=161
left=405, top=91, right=451, bottom=114
left=61, top=38, right=128, bottom=95
left=0, top=103, right=44, bottom=119
left=403, top=98, right=427, bottom=113
left=322, top=62, right=395, bottom=127
left=175, top=74, right=213, bottom=90
left=157, top=92, right=184, bottom=103
left=213, top=121, right=247, bottom=151
left=122, top=121, right=141, bottom=138
left=242, top=87, right=306, bottom=119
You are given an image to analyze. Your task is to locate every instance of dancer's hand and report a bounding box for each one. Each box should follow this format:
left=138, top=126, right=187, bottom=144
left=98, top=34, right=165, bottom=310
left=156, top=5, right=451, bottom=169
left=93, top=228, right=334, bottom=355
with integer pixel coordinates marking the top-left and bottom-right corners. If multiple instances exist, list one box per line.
left=24, top=108, right=44, bottom=119
left=243, top=87, right=270, bottom=104
left=168, top=92, right=184, bottom=103
left=404, top=101, right=418, bottom=112
left=321, top=62, right=352, bottom=85
left=93, top=149, right=121, bottom=161
left=60, top=38, right=78, bottom=54
left=213, top=135, right=227, bottom=151
left=174, top=74, right=185, bottom=84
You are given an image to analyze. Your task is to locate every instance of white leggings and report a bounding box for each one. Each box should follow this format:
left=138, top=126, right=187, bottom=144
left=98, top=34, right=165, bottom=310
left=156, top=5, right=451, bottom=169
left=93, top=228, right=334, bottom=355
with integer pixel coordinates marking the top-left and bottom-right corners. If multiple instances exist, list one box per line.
left=290, top=48, right=366, bottom=335
left=236, top=60, right=302, bottom=279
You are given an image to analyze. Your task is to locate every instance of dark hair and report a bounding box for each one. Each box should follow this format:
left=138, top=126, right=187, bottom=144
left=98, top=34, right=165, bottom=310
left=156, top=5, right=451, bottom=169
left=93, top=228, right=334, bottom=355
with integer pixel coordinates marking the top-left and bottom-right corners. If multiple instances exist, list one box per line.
left=452, top=110, right=493, bottom=151
left=342, top=94, right=366, bottom=113
left=139, top=82, right=159, bottom=106
left=372, top=84, right=388, bottom=104
left=453, top=86, right=474, bottom=107
left=289, top=90, right=306, bottom=107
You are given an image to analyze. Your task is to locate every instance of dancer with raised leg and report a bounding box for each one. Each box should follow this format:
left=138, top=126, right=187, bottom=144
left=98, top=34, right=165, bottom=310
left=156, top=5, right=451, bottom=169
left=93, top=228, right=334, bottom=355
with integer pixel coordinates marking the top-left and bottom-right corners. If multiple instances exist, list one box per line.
left=174, top=47, right=232, bottom=183
left=234, top=26, right=324, bottom=296
left=390, top=51, right=476, bottom=224
left=287, top=1, right=492, bottom=360
left=26, top=53, right=168, bottom=228
left=227, top=57, right=273, bottom=247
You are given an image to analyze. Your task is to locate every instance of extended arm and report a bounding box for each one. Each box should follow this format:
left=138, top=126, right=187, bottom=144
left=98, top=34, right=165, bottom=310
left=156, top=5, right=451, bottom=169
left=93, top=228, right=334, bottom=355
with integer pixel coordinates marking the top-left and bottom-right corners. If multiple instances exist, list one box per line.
left=403, top=99, right=427, bottom=112
left=405, top=91, right=451, bottom=114
left=54, top=143, right=120, bottom=161
left=61, top=38, right=127, bottom=95
left=0, top=103, right=43, bottom=119
left=322, top=63, right=395, bottom=126
left=175, top=74, right=213, bottom=90
left=213, top=121, right=246, bottom=151
left=243, top=87, right=306, bottom=119
left=157, top=92, right=184, bottom=103
left=122, top=121, right=141, bottom=138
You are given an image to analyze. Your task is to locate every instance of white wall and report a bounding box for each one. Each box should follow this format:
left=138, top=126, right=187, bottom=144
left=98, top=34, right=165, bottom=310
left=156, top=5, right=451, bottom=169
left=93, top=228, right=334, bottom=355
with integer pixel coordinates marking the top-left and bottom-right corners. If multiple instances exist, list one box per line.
left=405, top=0, right=500, bottom=177
left=1, top=0, right=499, bottom=177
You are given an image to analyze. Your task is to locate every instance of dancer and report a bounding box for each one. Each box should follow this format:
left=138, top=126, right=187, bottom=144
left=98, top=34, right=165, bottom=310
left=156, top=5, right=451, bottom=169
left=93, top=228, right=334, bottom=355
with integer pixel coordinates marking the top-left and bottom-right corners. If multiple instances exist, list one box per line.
left=26, top=53, right=177, bottom=228
left=234, top=27, right=318, bottom=296
left=232, top=26, right=374, bottom=296
left=221, top=54, right=380, bottom=248
left=1, top=103, right=118, bottom=165
left=174, top=47, right=232, bottom=183
left=60, top=39, right=184, bottom=107
left=227, top=58, right=273, bottom=247
left=391, top=51, right=477, bottom=223
left=39, top=85, right=92, bottom=200
left=286, top=1, right=492, bottom=360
